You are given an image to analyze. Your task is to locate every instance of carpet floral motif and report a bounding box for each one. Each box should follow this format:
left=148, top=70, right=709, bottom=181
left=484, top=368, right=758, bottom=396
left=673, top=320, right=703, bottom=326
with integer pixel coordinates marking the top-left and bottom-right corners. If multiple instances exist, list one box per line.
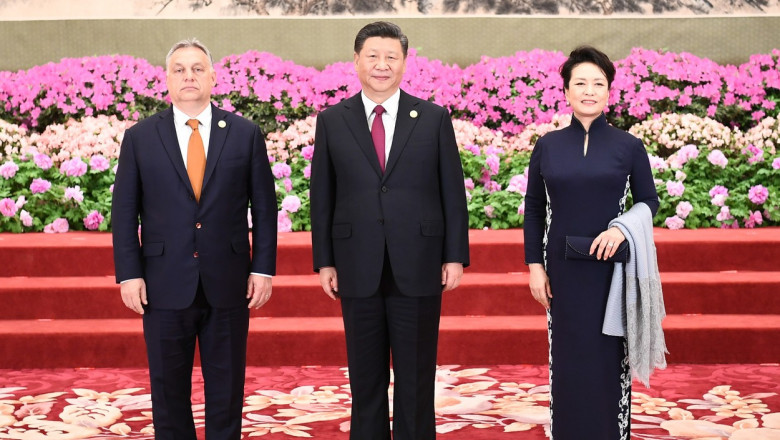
left=0, top=364, right=778, bottom=439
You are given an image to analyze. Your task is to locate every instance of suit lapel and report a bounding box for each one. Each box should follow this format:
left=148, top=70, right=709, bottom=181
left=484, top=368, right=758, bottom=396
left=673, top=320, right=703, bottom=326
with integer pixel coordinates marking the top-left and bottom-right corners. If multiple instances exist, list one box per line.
left=156, top=108, right=193, bottom=195
left=342, top=94, right=384, bottom=177
left=384, top=91, right=420, bottom=180
left=203, top=104, right=229, bottom=192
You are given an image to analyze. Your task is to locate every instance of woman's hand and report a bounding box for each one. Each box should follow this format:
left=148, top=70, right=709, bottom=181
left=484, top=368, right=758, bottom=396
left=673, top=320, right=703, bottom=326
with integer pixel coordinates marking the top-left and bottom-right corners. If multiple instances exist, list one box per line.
left=528, top=263, right=552, bottom=310
left=590, top=226, right=626, bottom=260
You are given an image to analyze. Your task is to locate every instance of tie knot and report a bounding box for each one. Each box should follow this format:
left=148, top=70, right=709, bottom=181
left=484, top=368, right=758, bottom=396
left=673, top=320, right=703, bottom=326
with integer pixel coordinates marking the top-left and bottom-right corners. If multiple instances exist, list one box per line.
left=187, top=119, right=200, bottom=130
left=374, top=105, right=385, bottom=116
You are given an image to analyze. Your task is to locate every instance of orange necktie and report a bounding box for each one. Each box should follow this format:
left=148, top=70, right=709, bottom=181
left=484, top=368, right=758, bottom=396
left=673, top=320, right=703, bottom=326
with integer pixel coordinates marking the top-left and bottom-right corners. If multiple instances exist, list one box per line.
left=186, top=119, right=206, bottom=202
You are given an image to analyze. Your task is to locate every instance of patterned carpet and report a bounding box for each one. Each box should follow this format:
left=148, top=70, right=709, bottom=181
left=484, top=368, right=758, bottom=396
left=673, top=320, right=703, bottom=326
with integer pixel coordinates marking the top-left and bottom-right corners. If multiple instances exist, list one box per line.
left=1, top=364, right=779, bottom=439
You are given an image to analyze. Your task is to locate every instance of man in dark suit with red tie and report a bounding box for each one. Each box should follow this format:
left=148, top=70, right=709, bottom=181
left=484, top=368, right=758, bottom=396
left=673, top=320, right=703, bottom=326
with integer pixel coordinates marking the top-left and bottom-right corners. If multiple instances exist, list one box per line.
left=112, top=38, right=277, bottom=440
left=310, top=21, right=470, bottom=440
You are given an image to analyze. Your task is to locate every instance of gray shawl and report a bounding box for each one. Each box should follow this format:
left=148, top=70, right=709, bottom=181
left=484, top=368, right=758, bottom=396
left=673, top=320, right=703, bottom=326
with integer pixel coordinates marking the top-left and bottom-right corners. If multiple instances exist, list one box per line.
left=603, top=202, right=667, bottom=387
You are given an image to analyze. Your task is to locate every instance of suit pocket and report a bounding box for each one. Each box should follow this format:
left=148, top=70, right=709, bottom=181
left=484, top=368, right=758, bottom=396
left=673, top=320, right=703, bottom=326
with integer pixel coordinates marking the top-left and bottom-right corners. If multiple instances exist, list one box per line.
left=332, top=223, right=352, bottom=239
left=420, top=220, right=444, bottom=237
left=142, top=241, right=164, bottom=257
left=232, top=239, right=250, bottom=254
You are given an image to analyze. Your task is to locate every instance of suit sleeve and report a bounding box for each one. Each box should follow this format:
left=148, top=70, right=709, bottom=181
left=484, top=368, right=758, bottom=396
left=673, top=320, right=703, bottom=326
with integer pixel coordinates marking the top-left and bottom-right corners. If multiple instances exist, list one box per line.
left=437, top=108, right=470, bottom=267
left=249, top=125, right=278, bottom=276
left=111, top=129, right=143, bottom=283
left=309, top=113, right=336, bottom=272
left=523, top=139, right=546, bottom=265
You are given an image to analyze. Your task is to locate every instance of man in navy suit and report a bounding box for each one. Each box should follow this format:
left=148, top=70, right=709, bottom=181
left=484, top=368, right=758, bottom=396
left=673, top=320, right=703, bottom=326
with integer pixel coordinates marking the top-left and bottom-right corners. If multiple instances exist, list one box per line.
left=310, top=22, right=470, bottom=440
left=112, top=38, right=277, bottom=440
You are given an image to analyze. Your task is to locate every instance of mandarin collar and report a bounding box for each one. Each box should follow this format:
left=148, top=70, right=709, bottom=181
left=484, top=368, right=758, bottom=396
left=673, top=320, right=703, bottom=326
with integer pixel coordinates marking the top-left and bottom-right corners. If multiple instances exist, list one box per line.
left=571, top=113, right=608, bottom=133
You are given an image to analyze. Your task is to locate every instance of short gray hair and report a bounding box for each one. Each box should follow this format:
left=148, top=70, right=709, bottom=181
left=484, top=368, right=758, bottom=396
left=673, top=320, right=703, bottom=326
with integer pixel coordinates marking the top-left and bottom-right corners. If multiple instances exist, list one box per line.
left=165, top=38, right=214, bottom=71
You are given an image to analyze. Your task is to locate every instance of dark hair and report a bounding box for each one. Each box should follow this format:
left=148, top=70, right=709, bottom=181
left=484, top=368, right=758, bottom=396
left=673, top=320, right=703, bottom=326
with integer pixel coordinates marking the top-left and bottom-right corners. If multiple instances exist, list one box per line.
left=354, top=21, right=409, bottom=58
left=560, top=45, right=615, bottom=90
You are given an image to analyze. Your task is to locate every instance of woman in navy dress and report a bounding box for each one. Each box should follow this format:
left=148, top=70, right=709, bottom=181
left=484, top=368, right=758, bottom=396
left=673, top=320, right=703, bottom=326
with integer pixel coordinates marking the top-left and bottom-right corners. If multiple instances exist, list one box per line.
left=524, top=46, right=659, bottom=439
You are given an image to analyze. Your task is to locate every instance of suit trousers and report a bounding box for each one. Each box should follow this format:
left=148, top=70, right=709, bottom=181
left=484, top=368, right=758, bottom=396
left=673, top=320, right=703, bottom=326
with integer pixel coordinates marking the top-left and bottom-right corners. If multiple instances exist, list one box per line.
left=340, top=253, right=443, bottom=440
left=143, top=280, right=249, bottom=440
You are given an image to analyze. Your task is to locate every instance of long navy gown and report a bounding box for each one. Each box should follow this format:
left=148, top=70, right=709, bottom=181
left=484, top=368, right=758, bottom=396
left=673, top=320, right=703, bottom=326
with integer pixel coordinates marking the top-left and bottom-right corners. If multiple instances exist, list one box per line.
left=524, top=114, right=659, bottom=440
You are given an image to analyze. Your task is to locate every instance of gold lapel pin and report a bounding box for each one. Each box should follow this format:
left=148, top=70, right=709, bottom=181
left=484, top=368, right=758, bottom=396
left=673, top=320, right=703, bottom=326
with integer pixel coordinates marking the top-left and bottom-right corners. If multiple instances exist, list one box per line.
left=410, top=110, right=418, bottom=118
left=218, top=120, right=227, bottom=128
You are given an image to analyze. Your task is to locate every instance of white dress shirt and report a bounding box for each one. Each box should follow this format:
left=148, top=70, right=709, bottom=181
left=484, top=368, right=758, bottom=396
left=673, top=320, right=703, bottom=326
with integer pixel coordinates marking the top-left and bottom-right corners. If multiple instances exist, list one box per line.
left=362, top=89, right=400, bottom=163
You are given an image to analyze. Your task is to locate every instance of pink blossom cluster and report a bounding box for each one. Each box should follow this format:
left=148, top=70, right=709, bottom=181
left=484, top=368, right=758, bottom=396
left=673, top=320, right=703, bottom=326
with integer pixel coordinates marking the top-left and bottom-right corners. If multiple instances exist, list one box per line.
left=25, top=115, right=135, bottom=164
left=3, top=48, right=776, bottom=136
left=628, top=113, right=737, bottom=157
left=0, top=55, right=166, bottom=127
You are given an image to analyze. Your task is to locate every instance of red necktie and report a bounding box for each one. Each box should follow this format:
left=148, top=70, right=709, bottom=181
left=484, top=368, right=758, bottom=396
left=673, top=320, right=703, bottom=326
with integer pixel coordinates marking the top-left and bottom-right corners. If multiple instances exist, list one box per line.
left=186, top=119, right=206, bottom=202
left=371, top=105, right=386, bottom=172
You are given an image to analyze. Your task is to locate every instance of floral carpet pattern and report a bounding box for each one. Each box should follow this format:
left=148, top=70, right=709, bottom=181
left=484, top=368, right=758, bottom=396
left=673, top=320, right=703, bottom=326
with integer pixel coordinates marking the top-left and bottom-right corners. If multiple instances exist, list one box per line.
left=1, top=364, right=779, bottom=439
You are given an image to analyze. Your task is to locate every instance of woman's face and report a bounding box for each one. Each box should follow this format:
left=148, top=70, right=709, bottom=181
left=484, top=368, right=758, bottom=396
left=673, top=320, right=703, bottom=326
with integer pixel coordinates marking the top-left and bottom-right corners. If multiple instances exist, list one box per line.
left=565, top=62, right=609, bottom=122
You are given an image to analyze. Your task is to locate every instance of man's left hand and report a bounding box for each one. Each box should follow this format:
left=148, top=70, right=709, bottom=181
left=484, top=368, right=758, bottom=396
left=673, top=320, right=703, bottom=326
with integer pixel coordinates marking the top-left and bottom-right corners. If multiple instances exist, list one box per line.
left=441, top=262, right=463, bottom=292
left=247, top=274, right=272, bottom=309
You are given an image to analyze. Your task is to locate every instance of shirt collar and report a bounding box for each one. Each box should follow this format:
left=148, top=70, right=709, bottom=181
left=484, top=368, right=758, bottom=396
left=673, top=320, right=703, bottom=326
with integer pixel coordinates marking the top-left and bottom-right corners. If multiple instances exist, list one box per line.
left=173, top=104, right=213, bottom=128
left=361, top=89, right=401, bottom=120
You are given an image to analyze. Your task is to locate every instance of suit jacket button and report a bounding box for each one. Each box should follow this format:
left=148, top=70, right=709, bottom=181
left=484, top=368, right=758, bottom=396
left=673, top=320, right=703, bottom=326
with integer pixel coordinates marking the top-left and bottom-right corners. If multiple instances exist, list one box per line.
left=193, top=251, right=199, bottom=258
left=195, top=222, right=202, bottom=229
left=381, top=186, right=388, bottom=193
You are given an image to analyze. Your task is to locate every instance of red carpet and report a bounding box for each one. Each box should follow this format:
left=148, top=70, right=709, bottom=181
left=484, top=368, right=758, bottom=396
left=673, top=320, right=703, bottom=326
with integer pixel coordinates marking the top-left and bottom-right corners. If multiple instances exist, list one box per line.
left=1, top=229, right=780, bottom=439
left=1, top=364, right=779, bottom=439
left=1, top=228, right=779, bottom=368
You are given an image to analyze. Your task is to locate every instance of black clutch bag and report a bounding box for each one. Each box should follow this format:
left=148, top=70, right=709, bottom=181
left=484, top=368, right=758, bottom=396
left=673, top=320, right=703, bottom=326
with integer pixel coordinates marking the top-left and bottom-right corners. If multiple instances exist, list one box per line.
left=565, top=236, right=629, bottom=263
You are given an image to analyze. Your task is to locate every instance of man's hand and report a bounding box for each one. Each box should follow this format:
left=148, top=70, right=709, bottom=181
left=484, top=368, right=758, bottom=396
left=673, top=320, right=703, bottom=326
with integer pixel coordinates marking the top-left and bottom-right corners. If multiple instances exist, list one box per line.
left=247, top=274, right=272, bottom=309
left=441, top=262, right=463, bottom=292
left=318, top=267, right=339, bottom=300
left=120, top=278, right=147, bottom=314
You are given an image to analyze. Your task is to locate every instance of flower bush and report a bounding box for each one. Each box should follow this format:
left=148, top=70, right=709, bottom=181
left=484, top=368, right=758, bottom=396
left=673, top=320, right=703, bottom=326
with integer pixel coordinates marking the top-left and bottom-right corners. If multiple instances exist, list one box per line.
left=1, top=47, right=779, bottom=232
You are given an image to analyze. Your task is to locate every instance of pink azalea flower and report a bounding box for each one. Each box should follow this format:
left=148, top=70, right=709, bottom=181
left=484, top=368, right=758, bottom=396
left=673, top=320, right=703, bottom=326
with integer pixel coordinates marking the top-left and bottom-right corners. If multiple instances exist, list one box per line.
left=675, top=144, right=699, bottom=166
left=484, top=205, right=495, bottom=218
left=272, top=163, right=292, bottom=179
left=281, top=195, right=301, bottom=213
left=89, top=155, right=111, bottom=172
left=59, top=158, right=88, bottom=177
left=20, top=210, right=33, bottom=227
left=666, top=181, right=685, bottom=197
left=303, top=164, right=312, bottom=179
left=463, top=144, right=481, bottom=156
left=709, top=185, right=729, bottom=198
left=301, top=145, right=315, bottom=161
left=34, top=154, right=54, bottom=171
left=665, top=215, right=685, bottom=230
left=772, top=158, right=780, bottom=170
left=283, top=178, right=293, bottom=193
left=506, top=174, right=528, bottom=194
left=44, top=218, right=69, bottom=233
left=83, top=210, right=104, bottom=230
left=748, top=185, right=769, bottom=204
left=706, top=150, right=728, bottom=168
left=64, top=186, right=84, bottom=203
left=517, top=200, right=525, bottom=215
left=464, top=178, right=475, bottom=191
left=744, top=210, right=764, bottom=228
left=716, top=206, right=733, bottom=222
left=277, top=210, right=292, bottom=233
left=30, top=178, right=52, bottom=194
left=675, top=201, right=694, bottom=219
left=0, top=198, right=17, bottom=217
left=484, top=180, right=502, bottom=193
left=0, top=161, right=19, bottom=179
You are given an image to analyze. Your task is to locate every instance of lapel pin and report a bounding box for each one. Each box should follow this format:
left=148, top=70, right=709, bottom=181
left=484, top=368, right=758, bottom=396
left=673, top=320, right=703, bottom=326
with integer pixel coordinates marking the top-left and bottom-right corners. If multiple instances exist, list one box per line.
left=410, top=110, right=418, bottom=119
left=218, top=120, right=227, bottom=128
